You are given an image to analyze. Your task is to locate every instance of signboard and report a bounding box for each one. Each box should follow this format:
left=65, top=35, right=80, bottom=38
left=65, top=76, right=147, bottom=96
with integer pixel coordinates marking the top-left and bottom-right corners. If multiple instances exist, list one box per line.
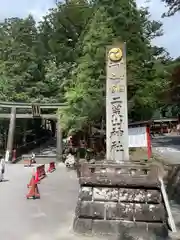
left=32, top=104, right=41, bottom=118
left=106, top=43, right=129, bottom=162
left=128, top=126, right=147, bottom=148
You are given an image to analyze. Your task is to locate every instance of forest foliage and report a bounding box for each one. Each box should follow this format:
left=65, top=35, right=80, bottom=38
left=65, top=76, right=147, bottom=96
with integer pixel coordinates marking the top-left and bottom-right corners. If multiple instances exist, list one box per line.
left=162, top=0, right=180, bottom=16
left=0, top=0, right=179, bottom=133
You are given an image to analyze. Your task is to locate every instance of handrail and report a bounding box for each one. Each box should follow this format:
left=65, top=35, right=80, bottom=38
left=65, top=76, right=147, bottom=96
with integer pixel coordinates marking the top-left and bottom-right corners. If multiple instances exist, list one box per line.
left=14, top=137, right=56, bottom=162
left=15, top=136, right=48, bottom=150
left=14, top=136, right=51, bottom=159
left=159, top=177, right=177, bottom=233
left=22, top=154, right=56, bottom=159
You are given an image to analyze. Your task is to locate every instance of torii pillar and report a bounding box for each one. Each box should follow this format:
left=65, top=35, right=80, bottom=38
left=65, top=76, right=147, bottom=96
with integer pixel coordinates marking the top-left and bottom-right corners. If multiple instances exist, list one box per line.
left=5, top=107, right=16, bottom=162
left=56, top=117, right=63, bottom=161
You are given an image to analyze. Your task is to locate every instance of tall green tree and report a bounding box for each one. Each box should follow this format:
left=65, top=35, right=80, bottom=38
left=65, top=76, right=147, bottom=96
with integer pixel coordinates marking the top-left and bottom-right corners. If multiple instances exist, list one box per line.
left=0, top=15, right=45, bottom=101
left=60, top=0, right=170, bottom=132
left=37, top=0, right=94, bottom=103
left=162, top=0, right=180, bottom=16
left=0, top=0, right=173, bottom=132
left=60, top=6, right=113, bottom=132
left=38, top=0, right=93, bottom=63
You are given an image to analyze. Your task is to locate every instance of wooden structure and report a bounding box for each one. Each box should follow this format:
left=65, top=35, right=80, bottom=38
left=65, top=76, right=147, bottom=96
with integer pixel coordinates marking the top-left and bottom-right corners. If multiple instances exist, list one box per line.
left=129, top=118, right=178, bottom=134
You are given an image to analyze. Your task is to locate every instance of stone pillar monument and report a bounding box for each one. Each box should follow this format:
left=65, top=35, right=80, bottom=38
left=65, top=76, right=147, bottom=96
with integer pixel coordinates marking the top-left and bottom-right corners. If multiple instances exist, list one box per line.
left=73, top=43, right=170, bottom=238
left=106, top=43, right=129, bottom=162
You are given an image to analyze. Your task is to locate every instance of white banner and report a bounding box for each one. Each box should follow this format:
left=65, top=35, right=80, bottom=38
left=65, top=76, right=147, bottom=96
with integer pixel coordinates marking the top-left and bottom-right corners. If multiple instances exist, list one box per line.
left=128, top=126, right=147, bottom=148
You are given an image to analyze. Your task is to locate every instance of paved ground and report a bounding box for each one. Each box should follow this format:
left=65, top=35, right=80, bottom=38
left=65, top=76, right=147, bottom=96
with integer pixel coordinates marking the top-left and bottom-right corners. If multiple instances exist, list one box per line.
left=1, top=163, right=171, bottom=240
left=2, top=135, right=180, bottom=240
left=0, top=163, right=96, bottom=240
left=19, top=156, right=57, bottom=165
left=152, top=135, right=180, bottom=232
left=152, top=135, right=180, bottom=164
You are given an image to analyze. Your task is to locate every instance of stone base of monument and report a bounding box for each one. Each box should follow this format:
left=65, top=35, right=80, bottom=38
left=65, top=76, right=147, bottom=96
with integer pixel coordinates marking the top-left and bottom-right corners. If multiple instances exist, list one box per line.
left=73, top=162, right=170, bottom=239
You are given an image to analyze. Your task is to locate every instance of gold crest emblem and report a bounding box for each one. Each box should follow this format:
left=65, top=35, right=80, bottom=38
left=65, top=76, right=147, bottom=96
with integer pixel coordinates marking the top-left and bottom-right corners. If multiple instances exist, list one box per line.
left=108, top=47, right=122, bottom=62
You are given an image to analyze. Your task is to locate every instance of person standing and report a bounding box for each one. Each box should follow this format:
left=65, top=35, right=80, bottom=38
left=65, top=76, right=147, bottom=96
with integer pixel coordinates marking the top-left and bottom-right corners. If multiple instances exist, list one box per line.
left=177, top=123, right=180, bottom=135
left=31, top=152, right=36, bottom=164
left=0, top=154, right=5, bottom=182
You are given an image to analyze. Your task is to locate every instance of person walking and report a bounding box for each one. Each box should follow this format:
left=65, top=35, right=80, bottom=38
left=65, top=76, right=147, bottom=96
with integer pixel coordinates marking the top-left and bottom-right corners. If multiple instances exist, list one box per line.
left=31, top=152, right=36, bottom=164
left=177, top=123, right=180, bottom=135
left=0, top=154, right=5, bottom=182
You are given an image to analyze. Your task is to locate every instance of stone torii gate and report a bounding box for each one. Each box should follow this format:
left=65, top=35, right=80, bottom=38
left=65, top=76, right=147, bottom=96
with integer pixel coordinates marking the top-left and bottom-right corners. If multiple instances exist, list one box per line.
left=0, top=102, right=66, bottom=162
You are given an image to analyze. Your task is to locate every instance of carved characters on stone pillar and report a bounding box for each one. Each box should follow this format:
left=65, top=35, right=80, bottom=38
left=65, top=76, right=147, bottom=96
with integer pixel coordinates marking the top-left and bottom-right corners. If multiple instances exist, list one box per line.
left=110, top=100, right=124, bottom=138
left=111, top=100, right=122, bottom=125
left=111, top=140, right=124, bottom=152
left=110, top=100, right=124, bottom=154
left=106, top=44, right=129, bottom=161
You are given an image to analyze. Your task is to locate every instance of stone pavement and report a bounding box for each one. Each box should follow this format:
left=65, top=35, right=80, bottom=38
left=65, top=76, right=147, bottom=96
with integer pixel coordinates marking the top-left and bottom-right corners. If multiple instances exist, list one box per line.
left=152, top=135, right=180, bottom=236
left=0, top=163, right=104, bottom=240
left=152, top=135, right=180, bottom=164
left=0, top=162, right=169, bottom=240
left=19, top=156, right=56, bottom=165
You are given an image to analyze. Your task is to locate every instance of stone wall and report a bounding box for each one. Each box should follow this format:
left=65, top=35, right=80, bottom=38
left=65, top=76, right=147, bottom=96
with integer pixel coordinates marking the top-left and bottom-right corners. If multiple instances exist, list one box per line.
left=73, top=163, right=169, bottom=239
left=167, top=165, right=180, bottom=203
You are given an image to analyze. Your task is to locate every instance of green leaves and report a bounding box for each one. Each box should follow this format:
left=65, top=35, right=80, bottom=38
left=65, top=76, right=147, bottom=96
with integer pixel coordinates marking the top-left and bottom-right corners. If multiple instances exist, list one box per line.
left=58, top=0, right=174, bottom=131
left=162, top=0, right=180, bottom=16
left=0, top=0, right=175, bottom=132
